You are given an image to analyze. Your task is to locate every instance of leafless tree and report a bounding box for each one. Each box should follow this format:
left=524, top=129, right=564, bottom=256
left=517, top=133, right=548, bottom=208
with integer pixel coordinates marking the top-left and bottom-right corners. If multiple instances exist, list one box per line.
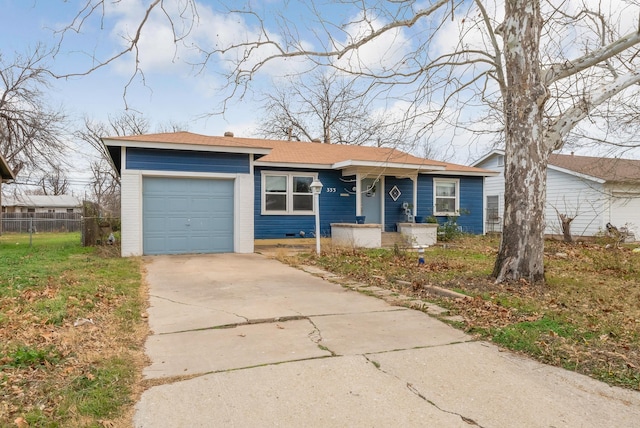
left=76, top=112, right=150, bottom=167
left=256, top=71, right=418, bottom=149
left=551, top=203, right=578, bottom=244
left=88, top=161, right=120, bottom=217
left=156, top=121, right=190, bottom=133
left=75, top=112, right=150, bottom=216
left=51, top=1, right=640, bottom=283
left=28, top=166, right=70, bottom=196
left=0, top=45, right=67, bottom=177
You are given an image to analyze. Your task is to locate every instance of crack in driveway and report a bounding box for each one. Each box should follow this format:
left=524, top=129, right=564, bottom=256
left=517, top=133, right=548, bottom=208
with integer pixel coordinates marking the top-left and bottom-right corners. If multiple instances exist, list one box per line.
left=150, top=293, right=250, bottom=327
left=363, top=354, right=484, bottom=427
left=156, top=315, right=310, bottom=335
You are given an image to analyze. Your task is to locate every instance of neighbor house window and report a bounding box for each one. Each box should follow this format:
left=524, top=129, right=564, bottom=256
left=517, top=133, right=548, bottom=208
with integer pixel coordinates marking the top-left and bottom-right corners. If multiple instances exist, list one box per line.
left=262, top=172, right=316, bottom=214
left=496, top=155, right=505, bottom=167
left=486, top=195, right=499, bottom=221
left=434, top=179, right=459, bottom=215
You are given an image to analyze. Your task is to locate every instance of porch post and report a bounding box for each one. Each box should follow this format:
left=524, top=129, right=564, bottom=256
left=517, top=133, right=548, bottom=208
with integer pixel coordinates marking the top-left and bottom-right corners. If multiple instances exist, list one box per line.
left=355, top=173, right=362, bottom=216
left=412, top=176, right=418, bottom=217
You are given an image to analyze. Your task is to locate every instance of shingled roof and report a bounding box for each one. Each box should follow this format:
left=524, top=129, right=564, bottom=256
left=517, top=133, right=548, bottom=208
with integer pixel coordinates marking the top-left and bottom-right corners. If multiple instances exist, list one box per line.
left=549, top=153, right=640, bottom=183
left=104, top=132, right=492, bottom=175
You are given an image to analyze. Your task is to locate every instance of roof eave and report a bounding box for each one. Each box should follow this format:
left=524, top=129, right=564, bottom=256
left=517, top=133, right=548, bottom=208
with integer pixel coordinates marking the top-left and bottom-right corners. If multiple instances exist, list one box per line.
left=332, top=159, right=446, bottom=172
left=101, top=138, right=272, bottom=155
left=471, top=149, right=505, bottom=167
left=425, top=170, right=500, bottom=177
left=0, top=155, right=16, bottom=182
left=253, top=161, right=334, bottom=169
left=548, top=164, right=606, bottom=184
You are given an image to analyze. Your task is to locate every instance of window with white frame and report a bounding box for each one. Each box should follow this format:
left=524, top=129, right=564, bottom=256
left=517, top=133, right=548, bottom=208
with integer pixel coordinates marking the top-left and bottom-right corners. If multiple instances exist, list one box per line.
left=496, top=154, right=505, bottom=167
left=434, top=179, right=459, bottom=215
left=262, top=172, right=316, bottom=214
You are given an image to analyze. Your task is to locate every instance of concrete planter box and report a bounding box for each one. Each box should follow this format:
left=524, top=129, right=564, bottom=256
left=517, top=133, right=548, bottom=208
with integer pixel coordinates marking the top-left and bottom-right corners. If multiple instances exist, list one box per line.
left=331, top=223, right=382, bottom=248
left=397, top=223, right=438, bottom=247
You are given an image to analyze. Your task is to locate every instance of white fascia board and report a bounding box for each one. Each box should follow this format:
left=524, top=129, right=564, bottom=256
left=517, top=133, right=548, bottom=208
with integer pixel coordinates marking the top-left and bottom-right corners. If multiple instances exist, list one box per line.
left=547, top=164, right=605, bottom=184
left=133, top=170, right=241, bottom=179
left=101, top=138, right=272, bottom=155
left=422, top=170, right=500, bottom=177
left=253, top=161, right=334, bottom=169
left=471, top=149, right=505, bottom=167
left=332, top=159, right=446, bottom=172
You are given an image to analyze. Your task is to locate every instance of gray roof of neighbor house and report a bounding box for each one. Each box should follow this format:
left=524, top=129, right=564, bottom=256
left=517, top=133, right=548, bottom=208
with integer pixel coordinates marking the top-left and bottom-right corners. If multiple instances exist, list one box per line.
left=548, top=153, right=640, bottom=183
left=473, top=149, right=640, bottom=184
left=103, top=131, right=497, bottom=177
left=0, top=154, right=15, bottom=182
left=2, top=195, right=82, bottom=208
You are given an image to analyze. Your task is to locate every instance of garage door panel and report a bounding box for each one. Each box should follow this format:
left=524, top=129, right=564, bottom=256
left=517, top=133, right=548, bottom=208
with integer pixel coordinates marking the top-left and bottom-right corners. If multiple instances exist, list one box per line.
left=191, top=199, right=211, bottom=211
left=143, top=177, right=234, bottom=255
left=188, top=220, right=210, bottom=232
left=164, top=236, right=190, bottom=252
left=168, top=218, right=190, bottom=230
left=145, top=218, right=168, bottom=230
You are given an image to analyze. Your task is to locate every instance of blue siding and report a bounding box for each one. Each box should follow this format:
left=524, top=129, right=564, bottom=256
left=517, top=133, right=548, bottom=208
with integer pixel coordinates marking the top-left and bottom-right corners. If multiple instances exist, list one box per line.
left=127, top=147, right=250, bottom=174
left=253, top=168, right=485, bottom=238
left=458, top=176, right=484, bottom=234
left=417, top=175, right=484, bottom=234
left=384, top=177, right=414, bottom=232
left=254, top=167, right=356, bottom=239
left=416, top=175, right=434, bottom=220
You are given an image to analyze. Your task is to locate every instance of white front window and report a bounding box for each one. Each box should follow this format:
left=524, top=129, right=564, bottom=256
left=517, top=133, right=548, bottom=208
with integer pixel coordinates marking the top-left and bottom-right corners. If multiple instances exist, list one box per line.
left=434, top=179, right=460, bottom=215
left=262, top=172, right=316, bottom=215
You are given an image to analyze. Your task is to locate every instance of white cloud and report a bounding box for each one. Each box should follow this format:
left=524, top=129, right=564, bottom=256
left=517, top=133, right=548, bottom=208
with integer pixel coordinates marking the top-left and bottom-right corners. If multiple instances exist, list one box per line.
left=332, top=12, right=414, bottom=75
left=104, top=0, right=200, bottom=75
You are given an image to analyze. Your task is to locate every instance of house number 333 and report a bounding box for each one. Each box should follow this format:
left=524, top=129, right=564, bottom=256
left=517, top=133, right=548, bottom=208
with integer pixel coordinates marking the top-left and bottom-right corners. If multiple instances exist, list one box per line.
left=325, top=187, right=337, bottom=193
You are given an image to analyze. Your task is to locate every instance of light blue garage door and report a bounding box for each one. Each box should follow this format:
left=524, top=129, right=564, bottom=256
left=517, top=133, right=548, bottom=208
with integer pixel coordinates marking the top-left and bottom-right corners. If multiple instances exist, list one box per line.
left=143, top=177, right=234, bottom=255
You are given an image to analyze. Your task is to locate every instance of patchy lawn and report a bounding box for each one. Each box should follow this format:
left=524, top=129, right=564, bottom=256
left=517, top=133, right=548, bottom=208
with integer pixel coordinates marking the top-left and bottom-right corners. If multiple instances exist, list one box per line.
left=293, top=235, right=640, bottom=391
left=0, top=233, right=147, bottom=427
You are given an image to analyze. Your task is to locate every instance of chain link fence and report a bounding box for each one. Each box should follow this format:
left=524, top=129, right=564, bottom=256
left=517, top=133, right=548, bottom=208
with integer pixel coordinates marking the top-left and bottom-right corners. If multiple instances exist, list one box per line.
left=1, top=212, right=82, bottom=233
left=0, top=210, right=120, bottom=249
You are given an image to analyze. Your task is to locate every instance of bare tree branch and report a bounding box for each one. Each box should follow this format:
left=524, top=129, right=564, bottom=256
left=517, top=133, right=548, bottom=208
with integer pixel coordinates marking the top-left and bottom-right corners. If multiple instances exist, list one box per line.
left=544, top=30, right=640, bottom=85
left=545, top=70, right=640, bottom=150
left=0, top=45, right=67, bottom=177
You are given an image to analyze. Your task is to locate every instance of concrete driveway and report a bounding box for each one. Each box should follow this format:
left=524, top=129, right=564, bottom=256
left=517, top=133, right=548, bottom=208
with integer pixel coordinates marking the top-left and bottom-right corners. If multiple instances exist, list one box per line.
left=134, top=253, right=640, bottom=427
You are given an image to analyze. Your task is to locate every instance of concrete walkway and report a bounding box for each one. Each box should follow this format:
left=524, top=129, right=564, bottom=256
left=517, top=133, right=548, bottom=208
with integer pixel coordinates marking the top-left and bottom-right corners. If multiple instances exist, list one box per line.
left=134, top=253, right=640, bottom=427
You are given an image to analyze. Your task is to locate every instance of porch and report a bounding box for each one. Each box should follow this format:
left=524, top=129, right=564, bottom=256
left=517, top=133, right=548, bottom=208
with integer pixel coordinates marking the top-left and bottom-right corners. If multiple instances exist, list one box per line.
left=254, top=234, right=404, bottom=256
left=254, top=224, right=437, bottom=255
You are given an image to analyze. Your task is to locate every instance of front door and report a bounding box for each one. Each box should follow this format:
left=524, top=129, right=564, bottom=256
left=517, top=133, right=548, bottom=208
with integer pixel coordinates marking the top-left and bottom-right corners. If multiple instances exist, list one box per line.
left=361, top=177, right=382, bottom=224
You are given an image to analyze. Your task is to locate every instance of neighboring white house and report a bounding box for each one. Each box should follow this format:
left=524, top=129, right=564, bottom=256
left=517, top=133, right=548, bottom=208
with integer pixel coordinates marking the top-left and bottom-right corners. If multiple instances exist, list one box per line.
left=2, top=195, right=83, bottom=214
left=473, top=150, right=640, bottom=239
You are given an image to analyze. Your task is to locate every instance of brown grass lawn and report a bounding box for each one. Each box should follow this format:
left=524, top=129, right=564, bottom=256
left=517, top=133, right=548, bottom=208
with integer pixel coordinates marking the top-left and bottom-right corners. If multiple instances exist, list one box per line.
left=2, top=232, right=638, bottom=426
left=0, top=233, right=147, bottom=427
left=295, top=235, right=640, bottom=391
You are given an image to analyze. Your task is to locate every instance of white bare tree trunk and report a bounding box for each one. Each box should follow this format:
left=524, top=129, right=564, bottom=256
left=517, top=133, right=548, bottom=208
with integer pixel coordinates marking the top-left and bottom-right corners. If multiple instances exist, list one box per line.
left=493, top=0, right=548, bottom=283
